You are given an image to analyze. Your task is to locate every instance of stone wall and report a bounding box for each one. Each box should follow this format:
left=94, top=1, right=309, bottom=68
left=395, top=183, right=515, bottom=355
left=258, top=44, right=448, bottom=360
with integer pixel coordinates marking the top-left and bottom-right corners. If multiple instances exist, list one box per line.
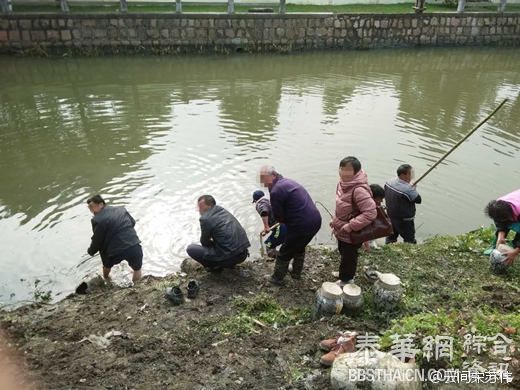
left=1, top=13, right=520, bottom=55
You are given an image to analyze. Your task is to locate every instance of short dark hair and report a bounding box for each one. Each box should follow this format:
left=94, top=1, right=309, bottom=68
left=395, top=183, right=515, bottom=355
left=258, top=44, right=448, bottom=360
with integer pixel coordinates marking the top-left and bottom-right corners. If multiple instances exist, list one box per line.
left=485, top=200, right=513, bottom=223
left=339, top=156, right=361, bottom=174
left=87, top=195, right=105, bottom=205
left=397, top=164, right=412, bottom=177
left=370, top=184, right=385, bottom=200
left=198, top=195, right=216, bottom=207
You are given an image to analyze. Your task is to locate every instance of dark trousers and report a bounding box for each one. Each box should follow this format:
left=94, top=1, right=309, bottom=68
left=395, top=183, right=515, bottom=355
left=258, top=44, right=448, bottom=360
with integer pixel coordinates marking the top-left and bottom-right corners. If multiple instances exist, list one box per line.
left=338, top=240, right=362, bottom=282
left=386, top=218, right=416, bottom=244
left=101, top=244, right=143, bottom=271
left=186, top=244, right=248, bottom=269
left=272, top=229, right=318, bottom=281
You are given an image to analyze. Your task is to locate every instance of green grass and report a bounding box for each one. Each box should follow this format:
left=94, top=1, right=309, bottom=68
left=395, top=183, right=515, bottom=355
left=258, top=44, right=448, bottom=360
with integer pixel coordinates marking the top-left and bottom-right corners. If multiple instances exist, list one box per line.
left=217, top=293, right=311, bottom=335
left=351, top=226, right=520, bottom=368
left=11, top=2, right=520, bottom=14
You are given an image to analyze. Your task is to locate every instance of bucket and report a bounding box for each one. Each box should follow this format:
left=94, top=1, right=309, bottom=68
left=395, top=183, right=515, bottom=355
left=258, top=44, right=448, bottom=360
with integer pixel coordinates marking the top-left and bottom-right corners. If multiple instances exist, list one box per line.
left=313, top=282, right=343, bottom=319
left=342, top=283, right=363, bottom=315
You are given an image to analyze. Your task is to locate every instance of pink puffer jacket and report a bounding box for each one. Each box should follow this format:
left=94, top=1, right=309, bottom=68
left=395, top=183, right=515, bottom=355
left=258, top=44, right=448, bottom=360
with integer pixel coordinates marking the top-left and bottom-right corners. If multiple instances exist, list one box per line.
left=332, top=170, right=377, bottom=243
left=499, top=188, right=520, bottom=220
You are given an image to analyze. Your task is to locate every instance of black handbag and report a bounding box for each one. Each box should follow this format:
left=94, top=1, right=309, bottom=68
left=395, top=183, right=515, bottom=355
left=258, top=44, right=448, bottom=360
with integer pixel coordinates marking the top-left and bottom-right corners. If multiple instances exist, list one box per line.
left=348, top=186, right=393, bottom=245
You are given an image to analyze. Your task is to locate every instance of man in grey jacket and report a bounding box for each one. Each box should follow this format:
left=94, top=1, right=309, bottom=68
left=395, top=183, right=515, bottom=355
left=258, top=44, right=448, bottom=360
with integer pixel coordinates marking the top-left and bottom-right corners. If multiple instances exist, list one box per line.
left=384, top=164, right=422, bottom=244
left=187, top=195, right=250, bottom=271
left=87, top=195, right=143, bottom=282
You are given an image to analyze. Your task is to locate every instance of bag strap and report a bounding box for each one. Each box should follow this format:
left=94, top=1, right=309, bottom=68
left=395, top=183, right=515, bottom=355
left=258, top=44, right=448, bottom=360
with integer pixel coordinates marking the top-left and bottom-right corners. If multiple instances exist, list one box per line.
left=349, top=185, right=363, bottom=219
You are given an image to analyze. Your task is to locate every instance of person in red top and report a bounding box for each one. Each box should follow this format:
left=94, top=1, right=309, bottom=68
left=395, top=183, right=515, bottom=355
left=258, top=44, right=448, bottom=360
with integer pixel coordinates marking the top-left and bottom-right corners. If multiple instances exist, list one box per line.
left=330, top=157, right=377, bottom=286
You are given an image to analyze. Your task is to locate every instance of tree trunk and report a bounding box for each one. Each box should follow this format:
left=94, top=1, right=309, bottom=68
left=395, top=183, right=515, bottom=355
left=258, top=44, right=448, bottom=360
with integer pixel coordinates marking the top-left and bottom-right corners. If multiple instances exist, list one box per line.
left=227, top=0, right=234, bottom=14
left=280, top=0, right=286, bottom=14
left=175, top=0, right=182, bottom=14
left=457, top=0, right=465, bottom=13
left=60, top=0, right=70, bottom=12
left=498, top=0, right=507, bottom=12
left=0, top=0, right=12, bottom=14
left=120, top=0, right=128, bottom=13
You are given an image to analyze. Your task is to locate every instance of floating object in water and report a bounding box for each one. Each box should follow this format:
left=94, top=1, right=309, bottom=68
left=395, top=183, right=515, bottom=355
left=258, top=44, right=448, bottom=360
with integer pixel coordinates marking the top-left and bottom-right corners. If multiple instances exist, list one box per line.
left=313, top=282, right=343, bottom=318
left=374, top=272, right=402, bottom=311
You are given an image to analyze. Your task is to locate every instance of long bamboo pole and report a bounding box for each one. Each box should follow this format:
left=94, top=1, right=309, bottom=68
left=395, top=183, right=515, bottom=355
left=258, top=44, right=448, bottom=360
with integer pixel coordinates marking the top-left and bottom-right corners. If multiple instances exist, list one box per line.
left=413, top=98, right=508, bottom=186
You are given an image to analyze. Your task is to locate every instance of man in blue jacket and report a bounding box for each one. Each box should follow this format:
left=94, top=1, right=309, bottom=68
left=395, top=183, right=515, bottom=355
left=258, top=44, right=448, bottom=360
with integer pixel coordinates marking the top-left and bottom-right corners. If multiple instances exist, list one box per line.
left=384, top=164, right=422, bottom=244
left=87, top=195, right=143, bottom=282
left=187, top=195, right=250, bottom=272
left=259, top=166, right=322, bottom=285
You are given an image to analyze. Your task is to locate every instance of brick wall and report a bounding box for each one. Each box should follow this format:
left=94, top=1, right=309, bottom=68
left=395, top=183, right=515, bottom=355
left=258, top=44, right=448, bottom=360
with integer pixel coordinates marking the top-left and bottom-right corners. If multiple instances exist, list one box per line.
left=1, top=13, right=519, bottom=55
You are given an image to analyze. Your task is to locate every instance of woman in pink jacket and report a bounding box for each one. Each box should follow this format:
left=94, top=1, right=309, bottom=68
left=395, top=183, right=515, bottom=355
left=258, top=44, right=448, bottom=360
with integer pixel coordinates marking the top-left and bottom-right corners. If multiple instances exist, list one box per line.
left=331, top=157, right=377, bottom=286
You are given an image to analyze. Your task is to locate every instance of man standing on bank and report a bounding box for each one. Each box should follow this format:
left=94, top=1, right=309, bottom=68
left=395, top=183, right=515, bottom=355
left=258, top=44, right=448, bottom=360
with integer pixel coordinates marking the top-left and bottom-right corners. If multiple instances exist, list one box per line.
left=186, top=195, right=250, bottom=272
left=87, top=195, right=143, bottom=282
left=384, top=164, right=422, bottom=244
left=259, top=166, right=322, bottom=285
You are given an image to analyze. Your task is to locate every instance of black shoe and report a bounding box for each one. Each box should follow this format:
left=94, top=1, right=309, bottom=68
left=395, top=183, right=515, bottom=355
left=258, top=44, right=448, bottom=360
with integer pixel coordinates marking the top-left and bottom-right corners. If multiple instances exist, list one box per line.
left=165, top=286, right=184, bottom=305
left=75, top=281, right=89, bottom=295
left=265, top=274, right=286, bottom=286
left=187, top=280, right=200, bottom=299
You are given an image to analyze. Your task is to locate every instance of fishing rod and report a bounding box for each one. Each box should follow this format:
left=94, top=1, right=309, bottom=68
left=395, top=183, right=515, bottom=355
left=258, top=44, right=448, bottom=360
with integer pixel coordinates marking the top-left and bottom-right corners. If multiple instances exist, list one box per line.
left=76, top=255, right=96, bottom=268
left=315, top=201, right=333, bottom=219
left=413, top=98, right=509, bottom=186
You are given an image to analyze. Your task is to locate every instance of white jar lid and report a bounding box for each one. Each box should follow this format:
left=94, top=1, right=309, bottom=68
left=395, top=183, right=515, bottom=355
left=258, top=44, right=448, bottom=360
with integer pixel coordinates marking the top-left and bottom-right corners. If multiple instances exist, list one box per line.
left=343, top=283, right=361, bottom=297
left=321, top=282, right=343, bottom=299
left=378, top=273, right=401, bottom=287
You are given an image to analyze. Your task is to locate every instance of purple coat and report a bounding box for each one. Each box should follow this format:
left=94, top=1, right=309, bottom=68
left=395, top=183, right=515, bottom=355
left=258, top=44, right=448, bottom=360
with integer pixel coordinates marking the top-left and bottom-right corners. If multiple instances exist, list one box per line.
left=269, top=175, right=322, bottom=234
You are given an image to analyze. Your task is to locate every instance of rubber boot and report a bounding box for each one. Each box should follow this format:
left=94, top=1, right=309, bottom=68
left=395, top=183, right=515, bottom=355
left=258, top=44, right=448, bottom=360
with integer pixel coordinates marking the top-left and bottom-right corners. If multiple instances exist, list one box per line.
left=289, top=252, right=305, bottom=279
left=270, top=256, right=290, bottom=285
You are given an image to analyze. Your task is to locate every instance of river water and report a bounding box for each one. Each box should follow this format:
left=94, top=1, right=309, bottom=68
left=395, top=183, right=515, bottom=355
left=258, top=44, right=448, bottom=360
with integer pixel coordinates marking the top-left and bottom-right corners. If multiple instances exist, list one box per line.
left=0, top=47, right=519, bottom=305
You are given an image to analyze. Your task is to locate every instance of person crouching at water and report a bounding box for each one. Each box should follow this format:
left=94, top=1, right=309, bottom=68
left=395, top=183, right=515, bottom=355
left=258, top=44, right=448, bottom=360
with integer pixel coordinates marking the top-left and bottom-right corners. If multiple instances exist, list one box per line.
left=186, top=195, right=250, bottom=272
left=485, top=188, right=520, bottom=265
left=330, top=157, right=377, bottom=286
left=252, top=190, right=287, bottom=258
left=87, top=195, right=143, bottom=282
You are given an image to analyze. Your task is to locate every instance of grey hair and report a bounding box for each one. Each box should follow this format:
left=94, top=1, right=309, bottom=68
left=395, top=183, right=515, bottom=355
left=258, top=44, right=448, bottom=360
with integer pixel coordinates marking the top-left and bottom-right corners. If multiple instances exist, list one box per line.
left=260, top=165, right=277, bottom=175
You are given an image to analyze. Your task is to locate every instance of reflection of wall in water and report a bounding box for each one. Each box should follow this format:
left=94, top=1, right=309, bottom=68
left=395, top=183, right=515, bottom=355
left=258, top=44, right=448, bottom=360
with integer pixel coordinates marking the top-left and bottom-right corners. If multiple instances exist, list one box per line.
left=0, top=60, right=174, bottom=222
left=217, top=78, right=282, bottom=151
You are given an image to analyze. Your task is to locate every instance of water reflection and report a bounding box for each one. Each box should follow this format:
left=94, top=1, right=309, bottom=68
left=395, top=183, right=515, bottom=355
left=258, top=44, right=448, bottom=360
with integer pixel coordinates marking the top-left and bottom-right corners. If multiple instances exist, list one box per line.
left=0, top=48, right=519, bottom=304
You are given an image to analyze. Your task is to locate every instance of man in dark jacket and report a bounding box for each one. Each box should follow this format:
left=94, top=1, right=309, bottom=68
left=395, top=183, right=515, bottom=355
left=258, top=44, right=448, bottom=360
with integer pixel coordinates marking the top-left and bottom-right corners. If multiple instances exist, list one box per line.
left=259, top=166, right=322, bottom=285
left=384, top=164, right=422, bottom=244
left=87, top=195, right=143, bottom=282
left=187, top=195, right=250, bottom=271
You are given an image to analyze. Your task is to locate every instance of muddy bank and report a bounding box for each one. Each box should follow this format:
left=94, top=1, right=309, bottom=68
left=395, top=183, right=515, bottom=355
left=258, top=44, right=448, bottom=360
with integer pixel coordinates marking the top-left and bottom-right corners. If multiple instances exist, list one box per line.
left=1, top=228, right=519, bottom=389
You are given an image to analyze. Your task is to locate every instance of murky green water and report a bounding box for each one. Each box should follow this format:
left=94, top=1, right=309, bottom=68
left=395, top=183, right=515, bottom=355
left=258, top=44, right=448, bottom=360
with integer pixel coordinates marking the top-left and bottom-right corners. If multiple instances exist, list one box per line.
left=1, top=48, right=519, bottom=304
